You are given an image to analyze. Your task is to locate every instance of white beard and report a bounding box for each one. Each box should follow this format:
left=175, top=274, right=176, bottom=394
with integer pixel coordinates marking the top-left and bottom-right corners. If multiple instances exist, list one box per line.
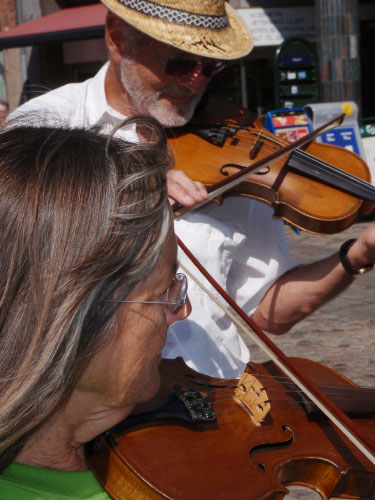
left=120, top=58, right=202, bottom=127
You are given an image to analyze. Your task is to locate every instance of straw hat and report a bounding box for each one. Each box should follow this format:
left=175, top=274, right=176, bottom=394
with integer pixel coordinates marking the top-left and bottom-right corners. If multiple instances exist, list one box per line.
left=100, top=0, right=254, bottom=60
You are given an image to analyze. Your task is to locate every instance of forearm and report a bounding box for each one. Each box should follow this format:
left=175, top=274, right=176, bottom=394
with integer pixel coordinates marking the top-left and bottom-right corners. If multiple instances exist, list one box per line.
left=251, top=235, right=375, bottom=335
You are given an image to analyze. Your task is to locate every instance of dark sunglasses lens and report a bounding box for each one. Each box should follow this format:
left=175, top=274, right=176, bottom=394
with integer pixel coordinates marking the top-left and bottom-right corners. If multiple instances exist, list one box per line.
left=165, top=58, right=198, bottom=77
left=164, top=58, right=229, bottom=78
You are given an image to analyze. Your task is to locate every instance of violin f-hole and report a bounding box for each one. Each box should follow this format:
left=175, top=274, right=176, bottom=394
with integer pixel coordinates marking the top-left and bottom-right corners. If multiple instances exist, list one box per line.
left=249, top=425, right=295, bottom=472
left=219, top=163, right=270, bottom=177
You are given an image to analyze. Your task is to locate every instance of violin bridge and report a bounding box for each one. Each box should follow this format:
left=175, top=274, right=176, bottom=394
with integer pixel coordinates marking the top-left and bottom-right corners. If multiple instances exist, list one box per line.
left=233, top=373, right=271, bottom=426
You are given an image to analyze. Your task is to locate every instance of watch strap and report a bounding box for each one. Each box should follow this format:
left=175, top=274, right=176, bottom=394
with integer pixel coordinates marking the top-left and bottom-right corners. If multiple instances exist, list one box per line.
left=339, top=238, right=374, bottom=277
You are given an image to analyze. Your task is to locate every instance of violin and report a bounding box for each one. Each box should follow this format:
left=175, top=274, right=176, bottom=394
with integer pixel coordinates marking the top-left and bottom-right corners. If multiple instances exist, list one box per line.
left=167, top=98, right=375, bottom=234
left=86, top=233, right=375, bottom=499
left=87, top=356, right=375, bottom=500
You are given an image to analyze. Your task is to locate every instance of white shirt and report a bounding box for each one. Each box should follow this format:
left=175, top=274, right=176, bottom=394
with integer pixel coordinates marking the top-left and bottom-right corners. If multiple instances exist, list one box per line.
left=11, top=63, right=297, bottom=378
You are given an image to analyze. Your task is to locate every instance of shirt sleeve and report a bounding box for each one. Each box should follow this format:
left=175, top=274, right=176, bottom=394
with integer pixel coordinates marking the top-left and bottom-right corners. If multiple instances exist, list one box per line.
left=163, top=197, right=297, bottom=378
left=223, top=197, right=298, bottom=316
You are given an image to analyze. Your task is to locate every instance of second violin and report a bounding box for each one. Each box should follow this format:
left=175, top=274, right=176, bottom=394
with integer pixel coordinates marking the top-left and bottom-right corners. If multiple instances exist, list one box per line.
left=87, top=357, right=375, bottom=500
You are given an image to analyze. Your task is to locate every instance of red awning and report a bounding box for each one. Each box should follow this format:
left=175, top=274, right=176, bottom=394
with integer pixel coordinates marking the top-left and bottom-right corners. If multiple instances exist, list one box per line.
left=0, top=4, right=107, bottom=49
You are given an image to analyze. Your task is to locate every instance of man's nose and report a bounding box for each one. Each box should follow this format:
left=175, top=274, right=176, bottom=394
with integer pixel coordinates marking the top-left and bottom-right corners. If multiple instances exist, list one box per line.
left=177, top=63, right=210, bottom=94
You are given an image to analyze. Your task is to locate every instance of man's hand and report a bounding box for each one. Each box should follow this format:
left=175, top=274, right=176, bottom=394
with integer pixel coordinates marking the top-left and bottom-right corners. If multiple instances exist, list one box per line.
left=167, top=170, right=208, bottom=208
left=346, top=225, right=375, bottom=270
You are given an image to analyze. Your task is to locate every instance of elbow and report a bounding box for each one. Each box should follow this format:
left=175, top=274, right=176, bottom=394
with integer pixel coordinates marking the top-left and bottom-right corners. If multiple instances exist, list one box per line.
left=267, top=322, right=294, bottom=335
left=249, top=297, right=320, bottom=335
left=250, top=310, right=296, bottom=336
left=251, top=287, right=319, bottom=335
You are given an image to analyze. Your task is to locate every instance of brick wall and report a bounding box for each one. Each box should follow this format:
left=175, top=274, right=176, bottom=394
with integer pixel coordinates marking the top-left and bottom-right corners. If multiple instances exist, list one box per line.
left=0, top=0, right=18, bottom=31
left=315, top=0, right=361, bottom=104
left=0, top=0, right=22, bottom=111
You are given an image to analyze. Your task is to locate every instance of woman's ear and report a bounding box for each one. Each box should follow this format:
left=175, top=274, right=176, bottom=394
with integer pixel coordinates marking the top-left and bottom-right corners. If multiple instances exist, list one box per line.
left=105, top=12, right=127, bottom=63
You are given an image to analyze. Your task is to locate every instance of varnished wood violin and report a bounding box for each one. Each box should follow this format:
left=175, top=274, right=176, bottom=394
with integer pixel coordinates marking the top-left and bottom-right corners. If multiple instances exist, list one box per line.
left=87, top=357, right=375, bottom=500
left=86, top=238, right=375, bottom=500
left=168, top=98, right=375, bottom=234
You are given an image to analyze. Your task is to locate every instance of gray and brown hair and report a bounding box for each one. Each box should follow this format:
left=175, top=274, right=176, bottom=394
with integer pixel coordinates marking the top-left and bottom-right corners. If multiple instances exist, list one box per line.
left=0, top=115, right=172, bottom=470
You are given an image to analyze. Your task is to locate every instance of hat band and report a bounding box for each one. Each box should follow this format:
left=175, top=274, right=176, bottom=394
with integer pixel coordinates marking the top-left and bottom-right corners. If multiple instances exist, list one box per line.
left=118, top=0, right=228, bottom=30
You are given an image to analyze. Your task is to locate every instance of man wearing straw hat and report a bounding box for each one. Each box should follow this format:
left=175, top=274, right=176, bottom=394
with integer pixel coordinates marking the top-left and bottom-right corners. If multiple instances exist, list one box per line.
left=12, top=0, right=375, bottom=379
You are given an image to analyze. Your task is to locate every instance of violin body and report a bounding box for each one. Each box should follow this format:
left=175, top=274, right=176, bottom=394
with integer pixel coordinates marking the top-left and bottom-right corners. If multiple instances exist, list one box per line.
left=168, top=98, right=373, bottom=234
left=87, top=357, right=375, bottom=500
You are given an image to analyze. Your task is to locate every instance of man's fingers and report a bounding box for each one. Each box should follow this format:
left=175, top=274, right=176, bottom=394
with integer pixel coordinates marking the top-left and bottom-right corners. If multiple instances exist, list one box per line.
left=167, top=170, right=208, bottom=208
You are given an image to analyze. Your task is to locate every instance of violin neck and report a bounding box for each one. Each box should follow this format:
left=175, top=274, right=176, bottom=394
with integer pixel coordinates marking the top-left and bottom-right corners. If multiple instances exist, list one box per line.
left=304, top=386, right=375, bottom=418
left=287, top=149, right=375, bottom=202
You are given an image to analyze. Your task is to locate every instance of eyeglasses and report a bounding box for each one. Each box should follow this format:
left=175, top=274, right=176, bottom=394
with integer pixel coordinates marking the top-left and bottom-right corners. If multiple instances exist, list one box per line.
left=164, top=57, right=228, bottom=79
left=105, top=273, right=188, bottom=314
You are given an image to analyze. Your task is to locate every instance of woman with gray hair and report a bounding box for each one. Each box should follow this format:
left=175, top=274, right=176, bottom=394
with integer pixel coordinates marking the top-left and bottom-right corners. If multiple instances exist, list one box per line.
left=0, top=116, right=190, bottom=498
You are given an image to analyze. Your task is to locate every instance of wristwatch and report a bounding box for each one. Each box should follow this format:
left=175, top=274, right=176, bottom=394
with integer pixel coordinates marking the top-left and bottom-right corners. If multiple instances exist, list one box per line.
left=339, top=238, right=374, bottom=277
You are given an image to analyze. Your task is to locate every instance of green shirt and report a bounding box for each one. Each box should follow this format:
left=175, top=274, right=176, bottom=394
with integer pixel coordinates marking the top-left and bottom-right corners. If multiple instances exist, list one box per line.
left=0, top=462, right=111, bottom=500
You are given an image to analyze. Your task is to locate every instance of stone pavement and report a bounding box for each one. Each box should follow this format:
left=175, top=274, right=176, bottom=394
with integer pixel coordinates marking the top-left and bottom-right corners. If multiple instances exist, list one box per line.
left=239, top=220, right=375, bottom=500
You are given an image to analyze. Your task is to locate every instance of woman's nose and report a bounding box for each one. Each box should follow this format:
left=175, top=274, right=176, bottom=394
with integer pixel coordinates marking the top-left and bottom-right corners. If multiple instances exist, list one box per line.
left=165, top=296, right=192, bottom=325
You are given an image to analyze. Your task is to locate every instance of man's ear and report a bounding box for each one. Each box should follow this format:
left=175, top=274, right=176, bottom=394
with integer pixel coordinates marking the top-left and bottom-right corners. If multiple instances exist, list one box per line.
left=105, top=12, right=126, bottom=63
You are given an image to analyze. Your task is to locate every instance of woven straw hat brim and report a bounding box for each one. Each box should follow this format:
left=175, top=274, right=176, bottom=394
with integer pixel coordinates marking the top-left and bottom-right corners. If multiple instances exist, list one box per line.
left=101, top=0, right=254, bottom=60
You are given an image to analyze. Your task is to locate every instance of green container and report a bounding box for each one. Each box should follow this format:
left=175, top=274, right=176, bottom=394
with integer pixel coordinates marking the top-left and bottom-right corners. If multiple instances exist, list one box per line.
left=274, top=37, right=320, bottom=109
left=359, top=119, right=375, bottom=138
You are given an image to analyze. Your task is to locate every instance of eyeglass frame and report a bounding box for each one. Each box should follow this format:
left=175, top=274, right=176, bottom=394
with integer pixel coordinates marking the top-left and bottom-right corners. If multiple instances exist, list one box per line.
left=163, top=57, right=229, bottom=79
left=155, top=51, right=232, bottom=78
left=104, top=272, right=188, bottom=314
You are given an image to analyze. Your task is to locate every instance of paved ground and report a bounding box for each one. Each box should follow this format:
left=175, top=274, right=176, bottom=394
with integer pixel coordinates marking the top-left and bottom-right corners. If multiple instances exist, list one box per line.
left=239, top=219, right=375, bottom=500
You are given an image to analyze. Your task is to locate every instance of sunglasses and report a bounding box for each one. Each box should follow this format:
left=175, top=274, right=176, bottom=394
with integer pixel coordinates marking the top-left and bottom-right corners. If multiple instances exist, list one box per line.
left=164, top=57, right=228, bottom=78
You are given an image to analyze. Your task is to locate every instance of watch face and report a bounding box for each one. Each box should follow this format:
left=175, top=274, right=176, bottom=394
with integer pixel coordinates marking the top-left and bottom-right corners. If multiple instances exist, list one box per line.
left=355, top=265, right=374, bottom=276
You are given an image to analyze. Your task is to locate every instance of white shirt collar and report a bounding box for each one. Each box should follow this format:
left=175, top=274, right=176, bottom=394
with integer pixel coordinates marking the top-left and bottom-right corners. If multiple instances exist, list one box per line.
left=87, top=62, right=138, bottom=141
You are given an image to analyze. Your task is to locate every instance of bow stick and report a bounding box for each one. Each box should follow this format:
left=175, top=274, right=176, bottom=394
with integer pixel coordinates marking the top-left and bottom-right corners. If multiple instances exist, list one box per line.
left=177, top=237, right=375, bottom=465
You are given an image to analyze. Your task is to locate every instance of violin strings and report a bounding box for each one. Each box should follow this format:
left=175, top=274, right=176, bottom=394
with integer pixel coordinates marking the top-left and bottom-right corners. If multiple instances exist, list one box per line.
left=205, top=388, right=364, bottom=407
left=203, top=394, right=318, bottom=419
left=202, top=388, right=369, bottom=419
left=223, top=124, right=290, bottom=149
left=236, top=127, right=374, bottom=201
left=184, top=376, right=373, bottom=420
left=213, top=401, right=306, bottom=417
left=212, top=401, right=308, bottom=417
left=250, top=373, right=375, bottom=392
left=190, top=373, right=372, bottom=397
left=185, top=384, right=368, bottom=421
left=240, top=127, right=290, bottom=148
left=222, top=124, right=287, bottom=151
left=211, top=394, right=307, bottom=406
left=210, top=387, right=367, bottom=404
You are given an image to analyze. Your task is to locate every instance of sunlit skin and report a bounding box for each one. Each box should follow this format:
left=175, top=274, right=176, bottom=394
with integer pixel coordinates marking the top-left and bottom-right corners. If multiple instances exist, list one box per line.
left=0, top=102, right=8, bottom=123
left=105, top=14, right=211, bottom=127
left=104, top=13, right=209, bottom=207
left=16, top=229, right=191, bottom=471
left=119, top=38, right=211, bottom=127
